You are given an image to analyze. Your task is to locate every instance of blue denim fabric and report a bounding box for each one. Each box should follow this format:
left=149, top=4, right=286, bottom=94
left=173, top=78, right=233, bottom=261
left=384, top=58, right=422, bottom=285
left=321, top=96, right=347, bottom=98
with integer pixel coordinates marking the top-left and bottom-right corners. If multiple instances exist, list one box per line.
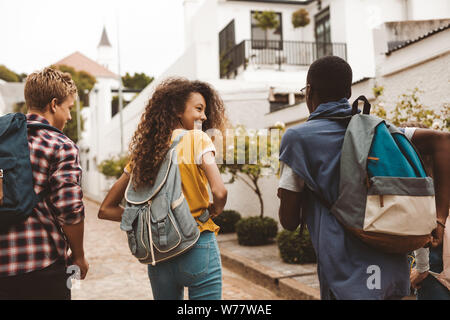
left=147, top=231, right=222, bottom=300
left=416, top=245, right=450, bottom=300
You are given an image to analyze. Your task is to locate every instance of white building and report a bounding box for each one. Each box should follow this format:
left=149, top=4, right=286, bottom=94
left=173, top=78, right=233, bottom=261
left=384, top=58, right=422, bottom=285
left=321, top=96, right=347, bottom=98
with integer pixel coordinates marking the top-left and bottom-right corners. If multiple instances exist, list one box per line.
left=83, top=0, right=450, bottom=222
left=0, top=81, right=25, bottom=116
left=0, top=80, right=5, bottom=116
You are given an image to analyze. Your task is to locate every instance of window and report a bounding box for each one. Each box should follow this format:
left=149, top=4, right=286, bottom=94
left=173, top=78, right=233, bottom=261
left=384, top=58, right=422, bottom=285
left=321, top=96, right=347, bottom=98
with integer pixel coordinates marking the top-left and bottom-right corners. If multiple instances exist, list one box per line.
left=314, top=7, right=332, bottom=58
left=269, top=93, right=305, bottom=113
left=251, top=11, right=283, bottom=50
left=219, top=19, right=236, bottom=56
left=111, top=95, right=129, bottom=118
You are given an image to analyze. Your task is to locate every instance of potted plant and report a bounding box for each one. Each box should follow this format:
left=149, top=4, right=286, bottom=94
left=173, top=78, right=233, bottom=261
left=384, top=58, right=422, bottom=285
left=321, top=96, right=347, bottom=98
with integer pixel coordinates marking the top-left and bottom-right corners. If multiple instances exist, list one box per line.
left=291, top=8, right=310, bottom=29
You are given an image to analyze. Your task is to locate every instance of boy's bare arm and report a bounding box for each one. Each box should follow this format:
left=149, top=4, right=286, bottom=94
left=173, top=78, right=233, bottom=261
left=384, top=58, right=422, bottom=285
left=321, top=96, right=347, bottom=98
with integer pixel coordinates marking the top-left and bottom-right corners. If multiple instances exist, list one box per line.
left=412, top=129, right=450, bottom=247
left=62, top=221, right=89, bottom=280
left=277, top=188, right=302, bottom=231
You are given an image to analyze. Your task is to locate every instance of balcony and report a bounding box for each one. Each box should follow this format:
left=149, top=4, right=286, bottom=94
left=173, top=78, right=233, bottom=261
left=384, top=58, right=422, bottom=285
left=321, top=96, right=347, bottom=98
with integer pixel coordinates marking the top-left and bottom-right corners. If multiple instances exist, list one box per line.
left=219, top=39, right=347, bottom=79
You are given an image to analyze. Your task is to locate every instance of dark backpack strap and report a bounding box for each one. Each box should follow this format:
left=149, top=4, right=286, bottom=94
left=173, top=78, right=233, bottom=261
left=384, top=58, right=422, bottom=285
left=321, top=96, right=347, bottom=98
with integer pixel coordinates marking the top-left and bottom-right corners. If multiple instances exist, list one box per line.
left=304, top=185, right=332, bottom=211
left=27, top=122, right=64, bottom=135
left=352, top=95, right=371, bottom=115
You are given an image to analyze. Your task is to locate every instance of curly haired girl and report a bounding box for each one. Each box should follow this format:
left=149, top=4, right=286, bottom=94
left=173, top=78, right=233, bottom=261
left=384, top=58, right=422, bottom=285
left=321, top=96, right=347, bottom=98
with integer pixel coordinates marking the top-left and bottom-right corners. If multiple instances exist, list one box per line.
left=98, top=77, right=228, bottom=300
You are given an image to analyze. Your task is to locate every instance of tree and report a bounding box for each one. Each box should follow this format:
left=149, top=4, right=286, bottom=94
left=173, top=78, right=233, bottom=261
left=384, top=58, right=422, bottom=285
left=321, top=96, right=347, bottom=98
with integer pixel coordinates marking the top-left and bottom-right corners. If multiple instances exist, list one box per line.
left=252, top=11, right=280, bottom=47
left=122, top=72, right=154, bottom=90
left=13, top=102, right=27, bottom=114
left=371, top=86, right=449, bottom=131
left=0, top=65, right=21, bottom=82
left=218, top=125, right=283, bottom=218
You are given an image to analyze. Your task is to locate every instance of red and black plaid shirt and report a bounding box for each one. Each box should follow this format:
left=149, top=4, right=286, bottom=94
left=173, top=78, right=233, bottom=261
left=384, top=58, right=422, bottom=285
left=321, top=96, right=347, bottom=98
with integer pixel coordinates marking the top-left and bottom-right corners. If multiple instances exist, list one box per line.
left=0, top=114, right=84, bottom=277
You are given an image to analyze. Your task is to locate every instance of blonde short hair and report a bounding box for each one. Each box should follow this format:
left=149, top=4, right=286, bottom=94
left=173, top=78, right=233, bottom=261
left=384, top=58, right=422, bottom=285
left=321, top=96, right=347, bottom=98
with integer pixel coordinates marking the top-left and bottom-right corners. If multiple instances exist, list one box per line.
left=24, top=67, right=77, bottom=111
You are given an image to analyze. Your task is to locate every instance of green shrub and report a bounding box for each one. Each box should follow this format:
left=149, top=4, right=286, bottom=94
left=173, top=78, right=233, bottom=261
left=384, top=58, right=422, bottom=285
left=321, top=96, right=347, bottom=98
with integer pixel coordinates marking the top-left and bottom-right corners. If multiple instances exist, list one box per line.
left=276, top=227, right=316, bottom=264
left=98, top=154, right=129, bottom=179
left=236, top=216, right=278, bottom=246
left=213, top=210, right=242, bottom=234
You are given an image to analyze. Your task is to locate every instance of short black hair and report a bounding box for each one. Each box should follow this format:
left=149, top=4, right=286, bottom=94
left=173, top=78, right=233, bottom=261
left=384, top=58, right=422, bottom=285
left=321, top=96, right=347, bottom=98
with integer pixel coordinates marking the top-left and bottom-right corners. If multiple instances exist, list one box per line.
left=306, top=56, right=352, bottom=102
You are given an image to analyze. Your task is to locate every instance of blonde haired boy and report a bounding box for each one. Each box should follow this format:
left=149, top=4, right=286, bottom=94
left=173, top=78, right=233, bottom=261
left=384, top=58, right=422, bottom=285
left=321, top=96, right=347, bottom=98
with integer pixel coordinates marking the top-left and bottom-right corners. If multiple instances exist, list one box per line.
left=0, top=67, right=88, bottom=300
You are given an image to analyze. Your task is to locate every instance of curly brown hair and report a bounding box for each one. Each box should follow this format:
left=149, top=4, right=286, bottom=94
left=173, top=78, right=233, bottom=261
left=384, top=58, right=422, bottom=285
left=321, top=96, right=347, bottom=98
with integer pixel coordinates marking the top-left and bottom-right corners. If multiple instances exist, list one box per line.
left=129, top=77, right=228, bottom=188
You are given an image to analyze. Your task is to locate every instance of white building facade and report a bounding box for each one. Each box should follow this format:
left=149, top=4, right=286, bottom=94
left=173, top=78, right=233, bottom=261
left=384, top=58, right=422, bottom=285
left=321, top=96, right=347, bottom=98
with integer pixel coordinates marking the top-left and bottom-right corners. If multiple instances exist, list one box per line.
left=83, top=0, right=450, bottom=222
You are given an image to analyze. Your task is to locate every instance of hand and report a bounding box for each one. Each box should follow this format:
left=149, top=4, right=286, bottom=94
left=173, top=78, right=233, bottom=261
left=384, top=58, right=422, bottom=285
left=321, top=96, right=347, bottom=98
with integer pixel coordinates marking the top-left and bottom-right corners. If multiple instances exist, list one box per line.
left=410, top=268, right=429, bottom=289
left=70, top=254, right=89, bottom=280
left=208, top=202, right=219, bottom=219
left=431, top=224, right=445, bottom=248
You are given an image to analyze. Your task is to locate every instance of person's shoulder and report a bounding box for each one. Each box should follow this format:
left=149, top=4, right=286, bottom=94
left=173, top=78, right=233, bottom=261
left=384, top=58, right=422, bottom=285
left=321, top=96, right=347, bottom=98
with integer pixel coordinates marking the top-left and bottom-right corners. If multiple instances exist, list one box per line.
left=283, top=123, right=311, bottom=143
left=50, top=130, right=78, bottom=150
left=186, top=129, right=213, bottom=142
left=41, top=130, right=79, bottom=156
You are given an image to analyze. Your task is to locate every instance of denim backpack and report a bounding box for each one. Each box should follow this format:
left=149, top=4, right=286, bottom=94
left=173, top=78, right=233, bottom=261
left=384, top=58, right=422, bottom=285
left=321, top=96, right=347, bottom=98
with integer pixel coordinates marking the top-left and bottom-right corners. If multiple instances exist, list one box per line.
left=311, top=96, right=436, bottom=254
left=0, top=112, right=63, bottom=232
left=120, top=131, right=209, bottom=265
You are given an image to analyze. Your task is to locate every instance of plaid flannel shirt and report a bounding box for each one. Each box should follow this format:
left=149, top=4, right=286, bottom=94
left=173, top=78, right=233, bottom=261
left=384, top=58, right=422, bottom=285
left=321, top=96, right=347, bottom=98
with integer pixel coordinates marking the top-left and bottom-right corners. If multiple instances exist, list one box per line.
left=0, top=114, right=84, bottom=277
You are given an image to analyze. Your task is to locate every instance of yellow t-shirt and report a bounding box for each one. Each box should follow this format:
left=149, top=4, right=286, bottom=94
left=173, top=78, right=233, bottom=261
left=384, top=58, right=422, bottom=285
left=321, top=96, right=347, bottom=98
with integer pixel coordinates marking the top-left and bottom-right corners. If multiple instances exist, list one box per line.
left=125, top=129, right=219, bottom=235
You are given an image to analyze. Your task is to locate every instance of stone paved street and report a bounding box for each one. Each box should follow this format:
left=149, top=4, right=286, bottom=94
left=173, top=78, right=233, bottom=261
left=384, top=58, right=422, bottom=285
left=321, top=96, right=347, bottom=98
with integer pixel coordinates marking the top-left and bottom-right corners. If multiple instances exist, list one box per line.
left=71, top=198, right=280, bottom=300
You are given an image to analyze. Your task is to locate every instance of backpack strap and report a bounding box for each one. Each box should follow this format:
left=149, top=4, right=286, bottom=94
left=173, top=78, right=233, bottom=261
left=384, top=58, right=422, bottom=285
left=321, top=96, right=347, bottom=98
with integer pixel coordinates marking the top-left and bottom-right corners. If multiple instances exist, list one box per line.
left=352, top=95, right=371, bottom=115
left=197, top=208, right=210, bottom=223
left=305, top=186, right=332, bottom=211
left=171, top=130, right=188, bottom=148
left=27, top=122, right=64, bottom=135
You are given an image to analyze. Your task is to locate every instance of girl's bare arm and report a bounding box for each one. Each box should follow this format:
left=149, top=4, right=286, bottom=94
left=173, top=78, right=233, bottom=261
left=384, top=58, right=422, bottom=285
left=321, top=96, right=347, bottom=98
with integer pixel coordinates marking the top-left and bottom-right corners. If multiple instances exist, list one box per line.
left=98, top=173, right=130, bottom=222
left=200, top=151, right=227, bottom=218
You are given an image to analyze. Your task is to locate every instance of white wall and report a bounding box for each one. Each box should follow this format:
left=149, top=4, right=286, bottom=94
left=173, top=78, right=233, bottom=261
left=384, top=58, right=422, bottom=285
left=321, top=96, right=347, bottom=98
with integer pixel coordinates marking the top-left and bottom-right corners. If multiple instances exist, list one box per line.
left=184, top=0, right=204, bottom=50
left=377, top=33, right=450, bottom=113
left=97, top=45, right=117, bottom=75
left=350, top=78, right=376, bottom=103
left=218, top=0, right=312, bottom=44
left=0, top=91, right=5, bottom=116
left=190, top=0, right=220, bottom=80
left=407, top=0, right=450, bottom=20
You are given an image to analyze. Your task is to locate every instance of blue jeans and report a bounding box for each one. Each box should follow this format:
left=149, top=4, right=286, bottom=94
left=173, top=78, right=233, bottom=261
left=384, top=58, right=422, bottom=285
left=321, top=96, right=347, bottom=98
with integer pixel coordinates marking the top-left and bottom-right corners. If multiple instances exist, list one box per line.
left=147, top=231, right=222, bottom=300
left=416, top=245, right=450, bottom=300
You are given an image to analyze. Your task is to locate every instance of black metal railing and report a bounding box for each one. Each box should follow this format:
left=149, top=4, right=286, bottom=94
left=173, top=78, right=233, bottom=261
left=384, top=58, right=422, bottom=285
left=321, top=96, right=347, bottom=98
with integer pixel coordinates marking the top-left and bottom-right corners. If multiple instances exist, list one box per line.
left=220, top=39, right=347, bottom=78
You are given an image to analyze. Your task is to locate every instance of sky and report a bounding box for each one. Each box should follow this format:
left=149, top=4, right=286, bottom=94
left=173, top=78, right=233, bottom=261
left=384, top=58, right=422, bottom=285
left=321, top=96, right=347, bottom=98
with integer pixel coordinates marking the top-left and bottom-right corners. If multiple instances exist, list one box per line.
left=0, top=0, right=186, bottom=78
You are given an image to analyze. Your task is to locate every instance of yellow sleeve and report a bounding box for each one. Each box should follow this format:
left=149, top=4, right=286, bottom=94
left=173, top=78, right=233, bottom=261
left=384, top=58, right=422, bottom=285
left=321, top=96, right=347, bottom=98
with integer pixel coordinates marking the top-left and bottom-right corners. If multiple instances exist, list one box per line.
left=124, top=162, right=132, bottom=174
left=192, top=130, right=216, bottom=164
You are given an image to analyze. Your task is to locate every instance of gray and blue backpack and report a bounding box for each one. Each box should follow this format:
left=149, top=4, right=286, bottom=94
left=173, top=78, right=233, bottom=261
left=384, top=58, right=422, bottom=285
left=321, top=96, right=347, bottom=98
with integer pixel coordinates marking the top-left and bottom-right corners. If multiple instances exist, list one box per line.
left=0, top=113, right=63, bottom=232
left=312, top=96, right=436, bottom=254
left=120, top=131, right=209, bottom=265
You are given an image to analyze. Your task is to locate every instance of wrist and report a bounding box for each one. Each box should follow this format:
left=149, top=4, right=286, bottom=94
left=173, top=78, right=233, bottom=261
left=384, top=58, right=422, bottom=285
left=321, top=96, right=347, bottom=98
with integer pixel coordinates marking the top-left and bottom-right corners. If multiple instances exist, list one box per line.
left=437, top=219, right=446, bottom=228
left=71, top=251, right=85, bottom=260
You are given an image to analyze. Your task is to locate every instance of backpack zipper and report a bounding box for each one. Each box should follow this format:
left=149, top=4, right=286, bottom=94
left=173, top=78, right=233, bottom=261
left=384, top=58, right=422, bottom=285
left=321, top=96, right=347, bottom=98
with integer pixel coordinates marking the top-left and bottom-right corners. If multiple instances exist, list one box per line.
left=379, top=195, right=384, bottom=207
left=146, top=200, right=156, bottom=266
left=0, top=169, right=3, bottom=206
